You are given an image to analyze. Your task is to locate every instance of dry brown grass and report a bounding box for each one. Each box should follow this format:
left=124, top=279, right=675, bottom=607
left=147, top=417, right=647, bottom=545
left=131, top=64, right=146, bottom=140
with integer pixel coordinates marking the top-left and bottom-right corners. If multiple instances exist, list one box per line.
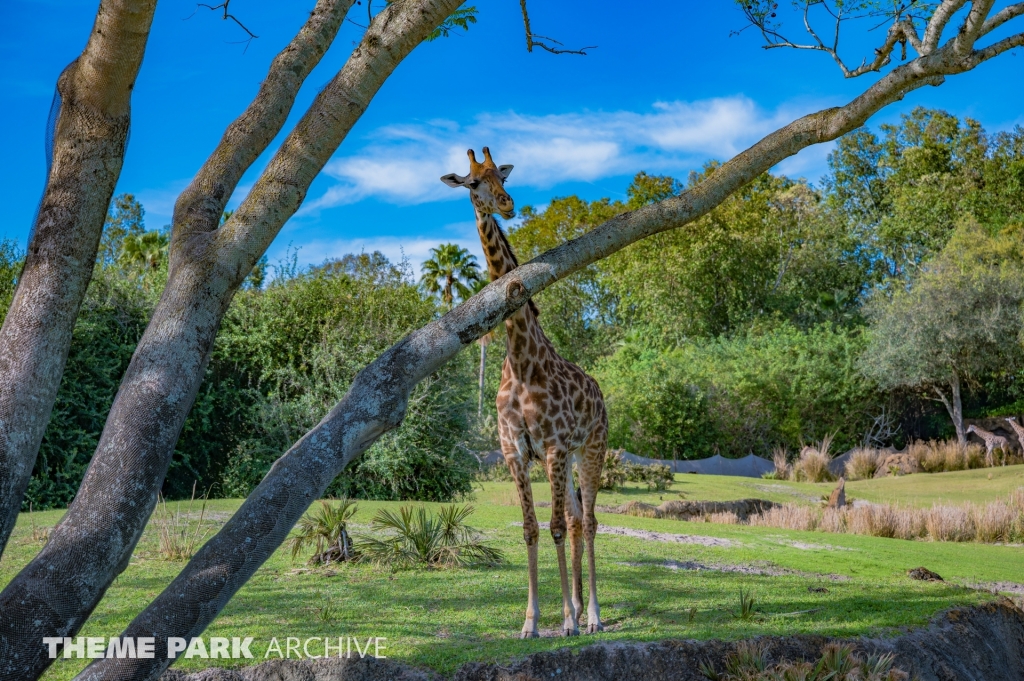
left=844, top=448, right=881, bottom=480
left=710, top=488, right=1024, bottom=544
left=749, top=504, right=819, bottom=532
left=708, top=511, right=740, bottom=525
left=769, top=446, right=791, bottom=480
left=792, top=448, right=834, bottom=483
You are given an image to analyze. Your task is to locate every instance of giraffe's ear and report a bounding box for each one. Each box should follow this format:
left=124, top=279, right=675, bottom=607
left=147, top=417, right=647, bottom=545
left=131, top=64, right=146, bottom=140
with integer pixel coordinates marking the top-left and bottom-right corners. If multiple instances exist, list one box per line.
left=497, top=164, right=514, bottom=181
left=440, top=173, right=467, bottom=188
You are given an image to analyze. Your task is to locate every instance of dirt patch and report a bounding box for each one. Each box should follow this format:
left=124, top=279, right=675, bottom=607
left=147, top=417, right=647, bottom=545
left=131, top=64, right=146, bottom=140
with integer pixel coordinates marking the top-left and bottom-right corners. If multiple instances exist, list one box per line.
left=513, top=521, right=738, bottom=547
left=164, top=600, right=1024, bottom=681
left=621, top=559, right=849, bottom=580
left=960, top=580, right=1024, bottom=596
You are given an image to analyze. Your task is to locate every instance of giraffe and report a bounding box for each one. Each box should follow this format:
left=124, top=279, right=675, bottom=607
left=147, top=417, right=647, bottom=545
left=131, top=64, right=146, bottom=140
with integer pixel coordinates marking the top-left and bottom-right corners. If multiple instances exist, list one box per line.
left=966, top=424, right=1009, bottom=467
left=441, top=147, right=607, bottom=638
left=1004, top=417, right=1024, bottom=453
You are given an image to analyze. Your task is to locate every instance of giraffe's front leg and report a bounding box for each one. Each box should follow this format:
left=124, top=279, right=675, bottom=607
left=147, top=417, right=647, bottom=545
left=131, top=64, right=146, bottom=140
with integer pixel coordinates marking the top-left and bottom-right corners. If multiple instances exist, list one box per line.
left=505, top=450, right=540, bottom=639
left=546, top=446, right=579, bottom=637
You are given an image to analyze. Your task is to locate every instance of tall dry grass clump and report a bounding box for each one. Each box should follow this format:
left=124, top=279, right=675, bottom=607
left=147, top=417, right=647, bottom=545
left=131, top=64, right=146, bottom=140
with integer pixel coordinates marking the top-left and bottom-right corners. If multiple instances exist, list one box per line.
left=925, top=505, right=976, bottom=542
left=768, top=446, right=791, bottom=480
left=696, top=487, right=1024, bottom=544
left=906, top=439, right=987, bottom=473
left=844, top=448, right=881, bottom=480
left=791, top=433, right=837, bottom=483
left=749, top=504, right=819, bottom=531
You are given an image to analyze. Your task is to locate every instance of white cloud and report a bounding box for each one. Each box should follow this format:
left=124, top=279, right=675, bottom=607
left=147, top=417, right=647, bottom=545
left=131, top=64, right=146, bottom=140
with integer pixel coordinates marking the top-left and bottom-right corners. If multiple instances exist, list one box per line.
left=271, top=221, right=485, bottom=274
left=303, top=96, right=831, bottom=213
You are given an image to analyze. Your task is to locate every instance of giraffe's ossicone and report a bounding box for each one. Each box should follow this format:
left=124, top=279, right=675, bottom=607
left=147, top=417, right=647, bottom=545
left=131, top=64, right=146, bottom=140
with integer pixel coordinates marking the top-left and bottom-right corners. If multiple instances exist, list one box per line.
left=442, top=148, right=607, bottom=638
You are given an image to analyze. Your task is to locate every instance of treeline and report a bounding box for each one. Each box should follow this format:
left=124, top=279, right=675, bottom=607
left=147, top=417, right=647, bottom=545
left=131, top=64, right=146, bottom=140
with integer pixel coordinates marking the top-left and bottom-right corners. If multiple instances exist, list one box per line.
left=1, top=108, right=1022, bottom=507
left=503, top=107, right=1024, bottom=459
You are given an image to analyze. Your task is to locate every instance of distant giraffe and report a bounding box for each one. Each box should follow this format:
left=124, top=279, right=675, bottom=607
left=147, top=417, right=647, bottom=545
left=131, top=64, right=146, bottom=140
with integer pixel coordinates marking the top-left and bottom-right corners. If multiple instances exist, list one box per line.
left=966, top=424, right=1009, bottom=467
left=1004, top=417, right=1024, bottom=453
left=441, top=147, right=607, bottom=638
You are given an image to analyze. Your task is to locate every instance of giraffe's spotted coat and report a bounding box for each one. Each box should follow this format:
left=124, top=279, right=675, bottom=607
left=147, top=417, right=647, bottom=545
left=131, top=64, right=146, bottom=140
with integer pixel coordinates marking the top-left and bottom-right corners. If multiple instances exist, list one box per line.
left=441, top=147, right=607, bottom=638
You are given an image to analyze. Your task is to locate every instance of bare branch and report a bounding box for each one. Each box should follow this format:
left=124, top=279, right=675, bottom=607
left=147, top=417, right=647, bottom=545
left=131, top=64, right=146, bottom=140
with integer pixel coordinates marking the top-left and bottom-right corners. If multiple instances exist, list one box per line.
left=196, top=0, right=259, bottom=49
left=519, top=0, right=595, bottom=55
left=970, top=28, right=1024, bottom=61
left=980, top=2, right=1024, bottom=36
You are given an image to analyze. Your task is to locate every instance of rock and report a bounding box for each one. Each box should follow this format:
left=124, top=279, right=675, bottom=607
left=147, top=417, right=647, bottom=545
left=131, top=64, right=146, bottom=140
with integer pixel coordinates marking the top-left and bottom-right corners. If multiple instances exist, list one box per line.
left=826, top=478, right=846, bottom=508
left=908, top=567, right=944, bottom=582
left=611, top=498, right=778, bottom=522
left=874, top=453, right=920, bottom=478
left=165, top=601, right=1024, bottom=681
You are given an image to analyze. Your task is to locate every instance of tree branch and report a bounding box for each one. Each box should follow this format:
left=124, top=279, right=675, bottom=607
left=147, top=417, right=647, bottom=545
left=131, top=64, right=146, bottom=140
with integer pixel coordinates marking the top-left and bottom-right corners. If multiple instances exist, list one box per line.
left=172, top=0, right=353, bottom=245
left=923, top=0, right=969, bottom=51
left=195, top=0, right=259, bottom=51
left=217, top=0, right=464, bottom=279
left=980, top=2, right=1024, bottom=36
left=519, top=0, right=595, bottom=55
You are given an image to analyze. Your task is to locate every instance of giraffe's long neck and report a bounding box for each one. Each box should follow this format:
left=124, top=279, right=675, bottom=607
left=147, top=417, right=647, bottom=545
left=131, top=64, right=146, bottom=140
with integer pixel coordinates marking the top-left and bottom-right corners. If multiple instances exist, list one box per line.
left=474, top=208, right=548, bottom=374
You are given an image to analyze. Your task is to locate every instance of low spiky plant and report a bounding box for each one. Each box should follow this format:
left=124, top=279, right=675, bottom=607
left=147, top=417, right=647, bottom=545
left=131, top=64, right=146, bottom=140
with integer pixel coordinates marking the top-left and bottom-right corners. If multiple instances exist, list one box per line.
left=357, top=504, right=503, bottom=570
left=156, top=482, right=210, bottom=561
left=288, top=498, right=358, bottom=565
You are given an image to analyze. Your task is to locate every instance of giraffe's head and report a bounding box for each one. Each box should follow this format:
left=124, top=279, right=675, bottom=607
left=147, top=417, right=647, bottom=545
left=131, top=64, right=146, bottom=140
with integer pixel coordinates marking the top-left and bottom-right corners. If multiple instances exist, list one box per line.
left=440, top=147, right=515, bottom=219
left=967, top=425, right=978, bottom=434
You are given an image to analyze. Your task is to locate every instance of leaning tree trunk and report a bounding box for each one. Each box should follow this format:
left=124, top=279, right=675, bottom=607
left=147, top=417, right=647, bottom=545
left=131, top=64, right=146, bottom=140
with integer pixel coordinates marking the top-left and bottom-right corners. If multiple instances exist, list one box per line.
left=934, top=373, right=966, bottom=445
left=0, top=0, right=156, bottom=557
left=0, top=2, right=466, bottom=679
left=75, top=12, right=1024, bottom=678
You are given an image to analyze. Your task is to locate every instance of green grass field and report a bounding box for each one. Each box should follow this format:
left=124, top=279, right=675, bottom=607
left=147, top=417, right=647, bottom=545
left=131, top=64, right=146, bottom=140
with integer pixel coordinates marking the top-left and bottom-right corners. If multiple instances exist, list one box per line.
left=3, top=467, right=1022, bottom=680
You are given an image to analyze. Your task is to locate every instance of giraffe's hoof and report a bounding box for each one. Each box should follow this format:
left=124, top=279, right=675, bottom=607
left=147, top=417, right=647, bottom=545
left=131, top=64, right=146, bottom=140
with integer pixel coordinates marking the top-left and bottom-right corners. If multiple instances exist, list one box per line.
left=562, top=626, right=580, bottom=637
left=586, top=622, right=604, bottom=634
left=520, top=630, right=539, bottom=639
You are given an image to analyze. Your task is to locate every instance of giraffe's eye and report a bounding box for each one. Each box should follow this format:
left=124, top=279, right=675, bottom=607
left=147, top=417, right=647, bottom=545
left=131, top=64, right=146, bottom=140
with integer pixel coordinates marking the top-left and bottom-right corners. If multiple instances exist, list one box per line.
left=468, top=180, right=480, bottom=190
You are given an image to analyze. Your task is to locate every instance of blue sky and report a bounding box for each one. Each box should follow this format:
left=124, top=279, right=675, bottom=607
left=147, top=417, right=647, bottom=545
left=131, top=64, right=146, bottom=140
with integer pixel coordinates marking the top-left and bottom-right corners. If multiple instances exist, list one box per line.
left=2, top=1, right=1022, bottom=271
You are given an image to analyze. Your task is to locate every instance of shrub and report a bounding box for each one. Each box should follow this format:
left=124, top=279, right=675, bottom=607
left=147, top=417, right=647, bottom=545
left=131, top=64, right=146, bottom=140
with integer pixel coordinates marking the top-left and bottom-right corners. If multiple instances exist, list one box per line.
left=701, top=641, right=908, bottom=681
left=600, top=450, right=628, bottom=490
left=845, top=447, right=880, bottom=480
left=623, top=461, right=675, bottom=490
left=356, top=505, right=503, bottom=570
left=287, top=499, right=359, bottom=564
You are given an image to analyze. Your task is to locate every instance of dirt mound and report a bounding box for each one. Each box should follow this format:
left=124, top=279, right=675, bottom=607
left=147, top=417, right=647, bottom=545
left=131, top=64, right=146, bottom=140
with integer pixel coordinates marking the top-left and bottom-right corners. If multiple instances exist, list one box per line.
left=163, top=600, right=1024, bottom=681
left=608, top=498, right=778, bottom=521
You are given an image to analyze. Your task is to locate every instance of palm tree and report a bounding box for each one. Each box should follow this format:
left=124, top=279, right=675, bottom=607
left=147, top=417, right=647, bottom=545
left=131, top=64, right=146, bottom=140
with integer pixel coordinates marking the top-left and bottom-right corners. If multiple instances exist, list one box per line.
left=419, top=243, right=481, bottom=310
left=119, top=230, right=169, bottom=271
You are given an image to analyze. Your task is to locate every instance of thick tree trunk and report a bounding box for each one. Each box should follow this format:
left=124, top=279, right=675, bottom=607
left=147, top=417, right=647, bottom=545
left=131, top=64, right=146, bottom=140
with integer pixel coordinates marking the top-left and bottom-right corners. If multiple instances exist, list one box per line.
left=0, top=2, right=463, bottom=679
left=0, top=0, right=156, bottom=557
left=75, top=17, right=1024, bottom=679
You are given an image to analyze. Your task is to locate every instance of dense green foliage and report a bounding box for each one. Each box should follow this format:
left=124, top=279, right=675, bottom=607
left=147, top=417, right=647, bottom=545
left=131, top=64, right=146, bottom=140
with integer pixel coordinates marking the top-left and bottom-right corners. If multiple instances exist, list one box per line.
left=9, top=203, right=478, bottom=508
left=5, top=107, right=1023, bottom=504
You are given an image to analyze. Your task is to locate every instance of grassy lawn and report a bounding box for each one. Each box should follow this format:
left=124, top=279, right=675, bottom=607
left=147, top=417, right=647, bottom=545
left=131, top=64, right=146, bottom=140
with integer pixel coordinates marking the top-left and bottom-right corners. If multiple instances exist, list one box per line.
left=2, top=467, right=1021, bottom=680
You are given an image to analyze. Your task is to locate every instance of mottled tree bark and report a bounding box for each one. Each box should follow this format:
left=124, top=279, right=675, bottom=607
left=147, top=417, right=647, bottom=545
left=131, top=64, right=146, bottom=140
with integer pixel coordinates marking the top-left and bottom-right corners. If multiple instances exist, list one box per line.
left=77, top=7, right=1023, bottom=680
left=0, top=0, right=156, bottom=557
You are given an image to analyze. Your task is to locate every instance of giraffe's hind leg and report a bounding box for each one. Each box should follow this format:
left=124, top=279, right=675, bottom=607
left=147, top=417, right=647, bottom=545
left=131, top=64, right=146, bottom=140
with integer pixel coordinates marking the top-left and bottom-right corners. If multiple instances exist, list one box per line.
left=546, top=445, right=579, bottom=636
left=578, top=429, right=606, bottom=634
left=566, top=455, right=585, bottom=627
